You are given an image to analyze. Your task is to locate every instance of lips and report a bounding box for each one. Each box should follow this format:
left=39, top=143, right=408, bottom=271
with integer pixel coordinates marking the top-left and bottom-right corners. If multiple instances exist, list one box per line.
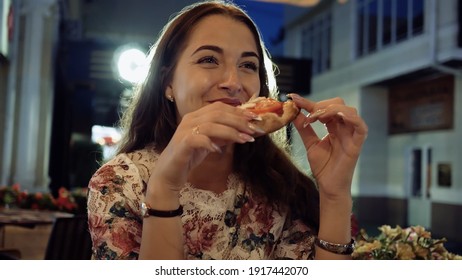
left=209, top=98, right=242, bottom=107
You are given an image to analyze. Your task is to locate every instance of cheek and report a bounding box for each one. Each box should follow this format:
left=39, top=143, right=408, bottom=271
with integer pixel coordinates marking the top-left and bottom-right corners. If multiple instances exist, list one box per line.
left=173, top=76, right=213, bottom=117
left=244, top=76, right=261, bottom=99
left=176, top=76, right=212, bottom=101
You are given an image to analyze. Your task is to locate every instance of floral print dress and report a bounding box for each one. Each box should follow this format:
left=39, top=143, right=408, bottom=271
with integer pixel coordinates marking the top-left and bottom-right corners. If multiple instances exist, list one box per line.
left=87, top=147, right=316, bottom=260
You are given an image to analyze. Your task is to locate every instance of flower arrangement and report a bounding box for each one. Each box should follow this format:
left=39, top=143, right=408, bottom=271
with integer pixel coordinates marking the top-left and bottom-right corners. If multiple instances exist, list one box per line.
left=0, top=184, right=87, bottom=214
left=353, top=225, right=462, bottom=260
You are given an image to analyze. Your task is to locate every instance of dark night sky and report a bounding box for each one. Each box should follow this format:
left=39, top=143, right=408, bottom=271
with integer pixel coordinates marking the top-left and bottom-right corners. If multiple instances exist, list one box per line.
left=234, top=0, right=285, bottom=56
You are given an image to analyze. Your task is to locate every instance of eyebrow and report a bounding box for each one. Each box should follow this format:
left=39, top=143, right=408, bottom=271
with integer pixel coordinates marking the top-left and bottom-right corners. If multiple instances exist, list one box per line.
left=192, top=45, right=260, bottom=60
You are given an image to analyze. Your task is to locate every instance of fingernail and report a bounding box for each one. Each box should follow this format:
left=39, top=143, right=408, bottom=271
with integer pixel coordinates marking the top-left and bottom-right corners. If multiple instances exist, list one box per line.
left=309, top=109, right=326, bottom=119
left=242, top=110, right=262, bottom=121
left=243, top=110, right=259, bottom=120
left=303, top=113, right=311, bottom=128
left=248, top=123, right=266, bottom=134
left=238, top=133, right=255, bottom=143
left=287, top=93, right=300, bottom=100
left=337, top=112, right=346, bottom=123
left=211, top=143, right=222, bottom=153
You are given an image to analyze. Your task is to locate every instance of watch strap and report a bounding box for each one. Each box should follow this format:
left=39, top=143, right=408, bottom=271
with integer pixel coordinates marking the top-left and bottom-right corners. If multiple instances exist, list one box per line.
left=315, top=237, right=355, bottom=255
left=141, top=202, right=183, bottom=218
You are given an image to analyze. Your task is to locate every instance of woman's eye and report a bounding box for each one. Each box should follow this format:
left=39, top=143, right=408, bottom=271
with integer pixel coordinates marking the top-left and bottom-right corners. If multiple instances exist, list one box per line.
left=198, top=56, right=218, bottom=64
left=241, top=62, right=258, bottom=71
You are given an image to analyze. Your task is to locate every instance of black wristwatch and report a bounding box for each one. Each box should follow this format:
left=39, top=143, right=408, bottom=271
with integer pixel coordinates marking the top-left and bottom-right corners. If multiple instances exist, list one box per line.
left=140, top=202, right=183, bottom=218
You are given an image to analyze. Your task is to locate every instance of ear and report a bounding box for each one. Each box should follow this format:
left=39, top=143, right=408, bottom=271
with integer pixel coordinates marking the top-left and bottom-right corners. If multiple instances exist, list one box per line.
left=161, top=66, right=174, bottom=101
left=165, top=85, right=174, bottom=102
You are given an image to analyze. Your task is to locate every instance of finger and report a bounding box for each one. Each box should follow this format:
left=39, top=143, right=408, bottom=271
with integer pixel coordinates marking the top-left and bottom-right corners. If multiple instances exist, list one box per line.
left=322, top=112, right=368, bottom=154
left=287, top=93, right=316, bottom=112
left=340, top=113, right=368, bottom=146
left=187, top=104, right=262, bottom=135
left=307, top=104, right=357, bottom=124
left=289, top=93, right=347, bottom=110
left=201, top=112, right=263, bottom=136
left=191, top=122, right=256, bottom=145
left=179, top=127, right=220, bottom=154
left=310, top=96, right=346, bottom=108
left=292, top=111, right=320, bottom=151
left=190, top=101, right=258, bottom=121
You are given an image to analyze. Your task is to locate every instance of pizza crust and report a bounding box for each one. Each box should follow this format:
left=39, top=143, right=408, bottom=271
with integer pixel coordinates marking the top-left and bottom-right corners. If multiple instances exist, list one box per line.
left=250, top=100, right=299, bottom=136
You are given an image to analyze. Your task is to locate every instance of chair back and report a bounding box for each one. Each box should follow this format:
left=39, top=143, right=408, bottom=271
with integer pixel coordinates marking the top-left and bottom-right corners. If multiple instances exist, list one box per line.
left=44, top=215, right=92, bottom=260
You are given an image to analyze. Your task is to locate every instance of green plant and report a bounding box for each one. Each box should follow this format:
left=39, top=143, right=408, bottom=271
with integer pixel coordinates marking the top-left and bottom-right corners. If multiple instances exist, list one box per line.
left=0, top=184, right=87, bottom=214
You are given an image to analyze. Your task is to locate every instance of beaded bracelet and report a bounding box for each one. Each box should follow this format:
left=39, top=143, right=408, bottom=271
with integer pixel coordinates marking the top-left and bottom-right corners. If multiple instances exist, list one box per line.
left=315, top=237, right=355, bottom=255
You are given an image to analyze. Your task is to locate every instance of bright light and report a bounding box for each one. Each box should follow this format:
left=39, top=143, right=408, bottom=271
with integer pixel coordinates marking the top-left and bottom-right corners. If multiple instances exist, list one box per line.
left=265, top=53, right=278, bottom=96
left=91, top=125, right=121, bottom=145
left=117, top=48, right=148, bottom=84
left=91, top=125, right=122, bottom=161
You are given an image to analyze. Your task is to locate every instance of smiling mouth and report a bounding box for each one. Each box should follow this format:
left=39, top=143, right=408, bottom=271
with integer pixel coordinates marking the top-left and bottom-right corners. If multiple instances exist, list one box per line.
left=209, top=98, right=242, bottom=107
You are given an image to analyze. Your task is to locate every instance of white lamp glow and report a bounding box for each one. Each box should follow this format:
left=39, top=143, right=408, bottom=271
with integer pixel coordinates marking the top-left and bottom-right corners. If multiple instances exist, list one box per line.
left=117, top=48, right=148, bottom=84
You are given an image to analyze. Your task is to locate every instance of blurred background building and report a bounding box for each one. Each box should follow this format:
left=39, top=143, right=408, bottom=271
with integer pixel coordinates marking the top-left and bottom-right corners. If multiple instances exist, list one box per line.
left=0, top=0, right=461, bottom=248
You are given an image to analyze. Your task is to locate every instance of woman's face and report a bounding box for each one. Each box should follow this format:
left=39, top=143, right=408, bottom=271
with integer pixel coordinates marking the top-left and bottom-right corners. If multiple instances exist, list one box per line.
left=165, top=14, right=261, bottom=119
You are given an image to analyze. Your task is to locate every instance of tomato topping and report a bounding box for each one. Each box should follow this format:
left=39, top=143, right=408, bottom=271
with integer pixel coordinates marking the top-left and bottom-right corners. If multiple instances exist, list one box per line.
left=248, top=98, right=283, bottom=115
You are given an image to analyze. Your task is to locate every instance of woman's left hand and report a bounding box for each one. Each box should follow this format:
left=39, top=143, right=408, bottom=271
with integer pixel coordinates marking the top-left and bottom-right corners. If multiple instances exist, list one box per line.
left=288, top=93, right=368, bottom=199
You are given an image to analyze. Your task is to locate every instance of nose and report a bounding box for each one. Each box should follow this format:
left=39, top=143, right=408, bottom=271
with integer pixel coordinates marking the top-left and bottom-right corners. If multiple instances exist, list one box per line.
left=218, top=66, right=242, bottom=96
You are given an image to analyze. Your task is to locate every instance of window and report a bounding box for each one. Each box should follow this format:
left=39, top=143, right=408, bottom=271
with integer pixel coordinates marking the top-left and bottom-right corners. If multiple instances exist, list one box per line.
left=301, top=11, right=331, bottom=76
left=357, top=0, right=424, bottom=57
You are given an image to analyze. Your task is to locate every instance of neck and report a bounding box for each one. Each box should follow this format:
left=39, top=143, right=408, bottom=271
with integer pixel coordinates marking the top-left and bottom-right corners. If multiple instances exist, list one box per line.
left=188, top=145, right=234, bottom=194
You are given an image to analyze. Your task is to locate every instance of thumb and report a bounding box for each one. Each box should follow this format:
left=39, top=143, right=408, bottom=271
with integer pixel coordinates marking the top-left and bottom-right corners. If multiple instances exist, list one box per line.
left=292, top=112, right=320, bottom=151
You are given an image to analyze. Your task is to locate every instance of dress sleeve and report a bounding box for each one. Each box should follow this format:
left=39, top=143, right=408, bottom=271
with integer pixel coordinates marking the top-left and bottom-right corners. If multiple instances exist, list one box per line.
left=273, top=219, right=316, bottom=260
left=86, top=154, right=144, bottom=260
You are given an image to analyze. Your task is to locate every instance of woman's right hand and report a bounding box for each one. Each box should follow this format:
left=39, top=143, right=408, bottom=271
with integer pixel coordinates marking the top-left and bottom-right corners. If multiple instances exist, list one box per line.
left=147, top=102, right=259, bottom=195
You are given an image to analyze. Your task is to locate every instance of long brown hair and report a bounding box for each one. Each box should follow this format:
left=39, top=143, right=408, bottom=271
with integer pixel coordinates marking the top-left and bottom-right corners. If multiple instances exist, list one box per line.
left=117, top=0, right=319, bottom=232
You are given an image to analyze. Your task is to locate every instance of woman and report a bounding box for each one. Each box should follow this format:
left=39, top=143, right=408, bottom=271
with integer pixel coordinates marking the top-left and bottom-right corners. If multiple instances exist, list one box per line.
left=87, top=0, right=368, bottom=260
